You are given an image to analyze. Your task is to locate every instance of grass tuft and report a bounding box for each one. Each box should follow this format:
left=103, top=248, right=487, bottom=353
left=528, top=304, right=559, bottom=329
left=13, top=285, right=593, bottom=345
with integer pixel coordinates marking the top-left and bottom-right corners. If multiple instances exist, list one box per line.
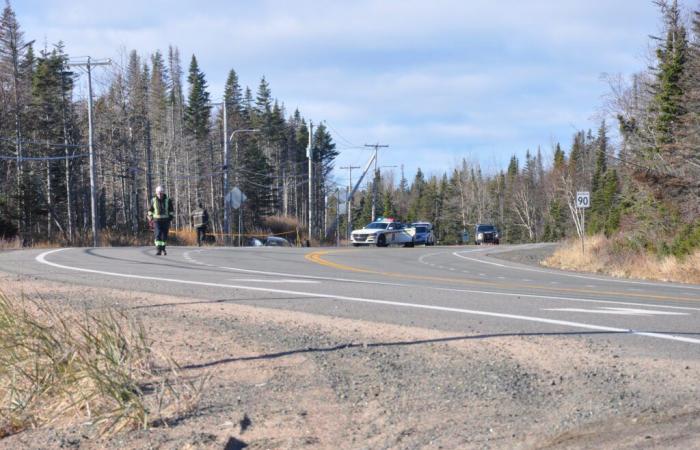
left=0, top=291, right=206, bottom=438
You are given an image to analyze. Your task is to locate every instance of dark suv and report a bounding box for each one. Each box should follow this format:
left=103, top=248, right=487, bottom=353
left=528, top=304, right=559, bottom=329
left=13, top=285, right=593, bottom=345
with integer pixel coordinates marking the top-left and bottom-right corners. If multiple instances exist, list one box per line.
left=475, top=224, right=500, bottom=245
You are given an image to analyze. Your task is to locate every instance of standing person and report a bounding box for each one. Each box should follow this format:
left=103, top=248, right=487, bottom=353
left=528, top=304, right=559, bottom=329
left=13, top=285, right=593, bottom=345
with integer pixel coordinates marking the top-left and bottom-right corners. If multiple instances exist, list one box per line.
left=147, top=185, right=174, bottom=255
left=191, top=202, right=209, bottom=247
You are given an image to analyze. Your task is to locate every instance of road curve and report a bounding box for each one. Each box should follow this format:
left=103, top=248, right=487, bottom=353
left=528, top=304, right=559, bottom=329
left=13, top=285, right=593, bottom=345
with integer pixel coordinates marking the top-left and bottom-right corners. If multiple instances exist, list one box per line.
left=1, top=244, right=699, bottom=359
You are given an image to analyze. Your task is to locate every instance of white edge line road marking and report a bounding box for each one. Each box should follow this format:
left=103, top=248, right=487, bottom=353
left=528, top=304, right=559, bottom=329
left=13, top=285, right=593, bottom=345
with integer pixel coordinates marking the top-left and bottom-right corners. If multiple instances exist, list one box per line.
left=230, top=278, right=319, bottom=284
left=452, top=249, right=700, bottom=291
left=436, top=286, right=700, bottom=312
left=453, top=252, right=506, bottom=267
left=36, top=249, right=700, bottom=345
left=186, top=249, right=700, bottom=313
left=542, top=307, right=688, bottom=316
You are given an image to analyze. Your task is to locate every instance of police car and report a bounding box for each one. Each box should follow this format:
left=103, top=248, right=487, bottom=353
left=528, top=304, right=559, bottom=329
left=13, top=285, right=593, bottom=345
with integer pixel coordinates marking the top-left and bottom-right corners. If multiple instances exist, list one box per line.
left=411, top=222, right=435, bottom=246
left=351, top=218, right=416, bottom=247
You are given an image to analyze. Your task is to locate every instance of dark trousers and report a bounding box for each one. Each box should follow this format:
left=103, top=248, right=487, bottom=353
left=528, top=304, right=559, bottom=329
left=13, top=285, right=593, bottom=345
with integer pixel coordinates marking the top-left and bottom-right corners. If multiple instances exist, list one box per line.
left=154, top=219, right=170, bottom=247
left=196, top=226, right=206, bottom=246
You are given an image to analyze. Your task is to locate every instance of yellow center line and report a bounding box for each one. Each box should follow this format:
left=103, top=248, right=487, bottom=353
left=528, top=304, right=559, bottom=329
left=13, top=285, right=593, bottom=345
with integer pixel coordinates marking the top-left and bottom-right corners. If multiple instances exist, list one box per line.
left=304, top=250, right=700, bottom=304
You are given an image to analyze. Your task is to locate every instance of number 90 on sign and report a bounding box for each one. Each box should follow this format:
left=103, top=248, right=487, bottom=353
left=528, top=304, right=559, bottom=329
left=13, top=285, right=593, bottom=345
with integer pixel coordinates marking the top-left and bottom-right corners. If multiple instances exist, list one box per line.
left=576, top=191, right=590, bottom=208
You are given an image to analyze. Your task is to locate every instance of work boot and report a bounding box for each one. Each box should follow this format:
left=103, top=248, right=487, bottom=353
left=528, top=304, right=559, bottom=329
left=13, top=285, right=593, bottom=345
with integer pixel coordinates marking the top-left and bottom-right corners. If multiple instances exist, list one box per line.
left=162, top=246, right=167, bottom=256
left=156, top=246, right=162, bottom=256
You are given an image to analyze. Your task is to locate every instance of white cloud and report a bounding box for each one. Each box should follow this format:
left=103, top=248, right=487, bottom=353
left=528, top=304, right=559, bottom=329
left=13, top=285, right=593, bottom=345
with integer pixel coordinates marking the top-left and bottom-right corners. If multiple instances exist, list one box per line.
left=15, top=0, right=681, bottom=181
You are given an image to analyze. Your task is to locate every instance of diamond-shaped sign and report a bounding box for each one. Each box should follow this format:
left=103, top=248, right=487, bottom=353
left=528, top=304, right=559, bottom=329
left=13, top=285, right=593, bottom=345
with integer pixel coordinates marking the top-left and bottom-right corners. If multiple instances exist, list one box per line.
left=225, top=187, right=247, bottom=209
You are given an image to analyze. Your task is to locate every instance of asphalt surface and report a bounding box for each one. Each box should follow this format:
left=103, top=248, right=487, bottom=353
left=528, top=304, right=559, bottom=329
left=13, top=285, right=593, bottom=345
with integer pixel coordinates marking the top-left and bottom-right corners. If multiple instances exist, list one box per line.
left=2, top=244, right=699, bottom=360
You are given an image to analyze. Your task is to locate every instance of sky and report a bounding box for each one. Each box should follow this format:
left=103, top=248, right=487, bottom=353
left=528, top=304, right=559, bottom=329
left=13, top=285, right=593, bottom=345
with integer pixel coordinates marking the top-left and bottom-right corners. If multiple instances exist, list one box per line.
left=14, top=0, right=689, bottom=187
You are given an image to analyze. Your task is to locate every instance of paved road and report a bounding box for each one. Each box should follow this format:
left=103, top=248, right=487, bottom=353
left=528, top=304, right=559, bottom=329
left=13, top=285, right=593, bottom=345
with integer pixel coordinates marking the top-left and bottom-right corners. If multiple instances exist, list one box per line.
left=2, top=244, right=699, bottom=359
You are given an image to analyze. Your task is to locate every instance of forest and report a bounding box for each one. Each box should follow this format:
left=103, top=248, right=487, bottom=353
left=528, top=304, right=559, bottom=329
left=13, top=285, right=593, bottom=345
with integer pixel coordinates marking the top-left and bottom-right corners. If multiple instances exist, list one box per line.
left=0, top=0, right=698, bottom=259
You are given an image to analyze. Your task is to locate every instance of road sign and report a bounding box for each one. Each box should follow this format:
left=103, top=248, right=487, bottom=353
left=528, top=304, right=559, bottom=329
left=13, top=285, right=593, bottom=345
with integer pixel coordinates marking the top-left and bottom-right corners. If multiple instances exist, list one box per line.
left=576, top=191, right=590, bottom=208
left=225, top=187, right=246, bottom=209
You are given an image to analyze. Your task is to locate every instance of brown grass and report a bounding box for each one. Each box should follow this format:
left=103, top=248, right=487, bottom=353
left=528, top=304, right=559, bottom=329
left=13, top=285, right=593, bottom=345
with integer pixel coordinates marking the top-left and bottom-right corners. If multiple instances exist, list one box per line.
left=543, top=234, right=700, bottom=284
left=0, top=291, right=207, bottom=438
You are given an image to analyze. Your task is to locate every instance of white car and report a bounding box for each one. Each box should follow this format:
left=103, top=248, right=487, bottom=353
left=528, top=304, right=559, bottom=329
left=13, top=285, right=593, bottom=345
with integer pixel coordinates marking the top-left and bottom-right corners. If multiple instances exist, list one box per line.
left=351, top=219, right=416, bottom=247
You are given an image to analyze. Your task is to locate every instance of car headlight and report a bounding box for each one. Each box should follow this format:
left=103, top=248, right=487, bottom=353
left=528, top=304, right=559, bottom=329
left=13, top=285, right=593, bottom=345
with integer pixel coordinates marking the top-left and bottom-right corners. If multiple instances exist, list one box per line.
left=478, top=233, right=483, bottom=239
left=495, top=233, right=499, bottom=238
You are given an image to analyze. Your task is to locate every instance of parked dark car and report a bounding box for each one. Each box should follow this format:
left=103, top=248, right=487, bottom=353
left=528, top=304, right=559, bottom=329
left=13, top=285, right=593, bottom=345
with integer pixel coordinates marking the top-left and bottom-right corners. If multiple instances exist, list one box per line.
left=264, top=236, right=291, bottom=247
left=475, top=224, right=500, bottom=245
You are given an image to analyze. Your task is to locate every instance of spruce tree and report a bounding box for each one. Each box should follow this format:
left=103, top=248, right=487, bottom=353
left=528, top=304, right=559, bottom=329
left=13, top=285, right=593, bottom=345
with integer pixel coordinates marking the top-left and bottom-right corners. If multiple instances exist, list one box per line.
left=184, top=54, right=211, bottom=139
left=652, top=0, right=687, bottom=146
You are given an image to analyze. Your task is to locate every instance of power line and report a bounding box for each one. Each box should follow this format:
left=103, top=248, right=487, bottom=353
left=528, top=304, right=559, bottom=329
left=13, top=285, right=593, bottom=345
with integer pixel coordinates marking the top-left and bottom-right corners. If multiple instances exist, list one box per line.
left=0, top=153, right=89, bottom=161
left=0, top=136, right=87, bottom=148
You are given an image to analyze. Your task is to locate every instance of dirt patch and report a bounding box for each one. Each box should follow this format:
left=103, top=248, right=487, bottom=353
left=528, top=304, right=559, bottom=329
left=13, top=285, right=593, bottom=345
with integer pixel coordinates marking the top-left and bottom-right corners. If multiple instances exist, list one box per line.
left=1, top=273, right=698, bottom=449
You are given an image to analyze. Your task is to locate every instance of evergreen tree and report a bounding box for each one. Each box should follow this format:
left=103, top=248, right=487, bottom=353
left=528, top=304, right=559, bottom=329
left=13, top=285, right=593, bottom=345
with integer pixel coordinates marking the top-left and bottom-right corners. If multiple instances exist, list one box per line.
left=589, top=120, right=609, bottom=234
left=652, top=0, right=687, bottom=146
left=184, top=54, right=211, bottom=139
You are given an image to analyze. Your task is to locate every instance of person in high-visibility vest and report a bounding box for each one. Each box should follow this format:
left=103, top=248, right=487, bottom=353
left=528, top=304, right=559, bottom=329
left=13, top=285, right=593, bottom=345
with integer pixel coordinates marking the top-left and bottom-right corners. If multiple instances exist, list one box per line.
left=147, top=185, right=174, bottom=255
left=191, top=203, right=209, bottom=247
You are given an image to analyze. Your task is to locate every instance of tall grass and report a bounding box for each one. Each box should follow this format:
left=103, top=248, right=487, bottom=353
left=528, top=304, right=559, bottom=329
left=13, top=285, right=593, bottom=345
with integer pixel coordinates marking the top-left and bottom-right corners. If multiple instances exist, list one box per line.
left=0, top=292, right=206, bottom=438
left=543, top=234, right=700, bottom=284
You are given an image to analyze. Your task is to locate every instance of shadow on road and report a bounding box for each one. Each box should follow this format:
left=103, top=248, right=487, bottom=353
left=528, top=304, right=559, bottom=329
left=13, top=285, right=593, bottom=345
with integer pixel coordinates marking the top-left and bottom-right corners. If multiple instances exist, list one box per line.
left=131, top=296, right=313, bottom=309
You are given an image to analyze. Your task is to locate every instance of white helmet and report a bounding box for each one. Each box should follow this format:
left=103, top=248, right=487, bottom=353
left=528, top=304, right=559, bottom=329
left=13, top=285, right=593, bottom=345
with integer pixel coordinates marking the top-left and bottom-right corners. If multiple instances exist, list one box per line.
left=155, top=185, right=164, bottom=194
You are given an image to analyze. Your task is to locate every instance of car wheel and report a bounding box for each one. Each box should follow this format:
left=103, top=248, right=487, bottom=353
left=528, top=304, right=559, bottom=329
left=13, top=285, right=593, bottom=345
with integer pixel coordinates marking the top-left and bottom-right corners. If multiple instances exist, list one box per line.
left=377, top=234, right=386, bottom=247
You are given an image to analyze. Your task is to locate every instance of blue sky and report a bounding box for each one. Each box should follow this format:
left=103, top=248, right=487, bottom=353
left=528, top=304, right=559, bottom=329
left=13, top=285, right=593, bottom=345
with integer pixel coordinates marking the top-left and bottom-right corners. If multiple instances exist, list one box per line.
left=14, top=0, right=688, bottom=186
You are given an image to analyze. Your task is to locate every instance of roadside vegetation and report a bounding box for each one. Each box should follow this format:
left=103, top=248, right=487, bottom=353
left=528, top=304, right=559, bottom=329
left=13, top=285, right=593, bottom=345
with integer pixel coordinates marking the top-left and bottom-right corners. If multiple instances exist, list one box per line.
left=0, top=291, right=206, bottom=438
left=543, top=234, right=700, bottom=284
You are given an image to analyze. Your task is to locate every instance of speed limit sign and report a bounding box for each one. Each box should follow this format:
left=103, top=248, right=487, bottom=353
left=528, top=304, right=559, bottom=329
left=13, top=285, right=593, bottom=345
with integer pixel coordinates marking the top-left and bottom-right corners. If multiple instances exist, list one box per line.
left=576, top=191, right=590, bottom=208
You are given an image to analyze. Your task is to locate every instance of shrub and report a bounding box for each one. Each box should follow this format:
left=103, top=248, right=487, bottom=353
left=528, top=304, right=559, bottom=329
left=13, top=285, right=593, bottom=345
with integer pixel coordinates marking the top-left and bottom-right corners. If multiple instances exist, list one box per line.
left=0, top=292, right=205, bottom=438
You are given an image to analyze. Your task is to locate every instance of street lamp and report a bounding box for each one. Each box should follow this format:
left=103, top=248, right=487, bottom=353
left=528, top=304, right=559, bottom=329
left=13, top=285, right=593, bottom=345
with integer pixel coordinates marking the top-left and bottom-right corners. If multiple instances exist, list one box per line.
left=224, top=128, right=258, bottom=245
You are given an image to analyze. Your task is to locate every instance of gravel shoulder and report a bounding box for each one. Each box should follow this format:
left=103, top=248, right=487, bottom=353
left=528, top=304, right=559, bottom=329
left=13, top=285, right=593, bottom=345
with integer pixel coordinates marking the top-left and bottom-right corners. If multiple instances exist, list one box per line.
left=1, top=272, right=699, bottom=449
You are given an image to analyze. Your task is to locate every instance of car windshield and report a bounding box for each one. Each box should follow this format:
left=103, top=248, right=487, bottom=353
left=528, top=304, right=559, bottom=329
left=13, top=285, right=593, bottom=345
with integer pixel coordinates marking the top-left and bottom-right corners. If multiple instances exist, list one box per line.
left=366, top=222, right=389, bottom=229
left=477, top=225, right=495, bottom=232
left=415, top=226, right=427, bottom=233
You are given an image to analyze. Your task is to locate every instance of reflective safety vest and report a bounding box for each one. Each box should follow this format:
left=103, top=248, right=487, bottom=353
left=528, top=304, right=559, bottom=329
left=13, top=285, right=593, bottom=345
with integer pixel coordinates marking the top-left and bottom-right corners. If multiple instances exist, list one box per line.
left=149, top=195, right=173, bottom=220
left=192, top=209, right=208, bottom=228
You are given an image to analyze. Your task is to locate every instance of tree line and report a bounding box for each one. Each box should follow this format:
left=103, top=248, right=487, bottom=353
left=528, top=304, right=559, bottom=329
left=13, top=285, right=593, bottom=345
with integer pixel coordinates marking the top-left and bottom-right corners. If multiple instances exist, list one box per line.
left=338, top=0, right=698, bottom=257
left=1, top=0, right=698, bottom=254
left=0, top=1, right=338, bottom=245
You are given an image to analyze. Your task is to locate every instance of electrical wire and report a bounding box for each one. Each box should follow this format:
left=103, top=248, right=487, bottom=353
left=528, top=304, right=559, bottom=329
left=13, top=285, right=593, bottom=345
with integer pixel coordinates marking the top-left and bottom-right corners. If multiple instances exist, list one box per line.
left=0, top=154, right=89, bottom=161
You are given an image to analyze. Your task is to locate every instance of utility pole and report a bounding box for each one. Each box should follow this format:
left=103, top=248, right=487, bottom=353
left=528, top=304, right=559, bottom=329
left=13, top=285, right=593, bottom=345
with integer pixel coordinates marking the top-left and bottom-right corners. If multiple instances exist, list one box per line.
left=336, top=188, right=341, bottom=247
left=364, top=143, right=388, bottom=221
left=340, top=165, right=360, bottom=242
left=221, top=102, right=228, bottom=244
left=308, top=121, right=314, bottom=243
left=70, top=57, right=111, bottom=247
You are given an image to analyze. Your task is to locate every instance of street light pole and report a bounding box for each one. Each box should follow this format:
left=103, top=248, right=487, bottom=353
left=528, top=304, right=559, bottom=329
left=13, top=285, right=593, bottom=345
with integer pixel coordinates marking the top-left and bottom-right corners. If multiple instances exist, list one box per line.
left=308, top=121, right=314, bottom=243
left=222, top=102, right=228, bottom=244
left=227, top=128, right=258, bottom=246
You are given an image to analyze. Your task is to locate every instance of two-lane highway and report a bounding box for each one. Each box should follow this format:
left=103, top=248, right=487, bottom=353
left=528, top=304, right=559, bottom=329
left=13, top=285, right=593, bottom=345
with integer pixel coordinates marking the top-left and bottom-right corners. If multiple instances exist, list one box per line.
left=1, top=244, right=699, bottom=359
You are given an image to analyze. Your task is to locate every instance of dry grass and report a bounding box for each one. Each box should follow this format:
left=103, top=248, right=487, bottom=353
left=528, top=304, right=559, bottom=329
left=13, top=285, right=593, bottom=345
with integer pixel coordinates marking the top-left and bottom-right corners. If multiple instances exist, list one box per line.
left=0, top=291, right=207, bottom=438
left=543, top=234, right=700, bottom=284
left=0, top=237, right=21, bottom=250
left=168, top=228, right=197, bottom=246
